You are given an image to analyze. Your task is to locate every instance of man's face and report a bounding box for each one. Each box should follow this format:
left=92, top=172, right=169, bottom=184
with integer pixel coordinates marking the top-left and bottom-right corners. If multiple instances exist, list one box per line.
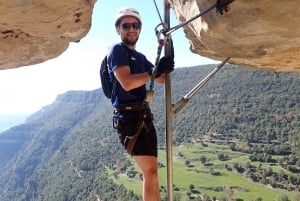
left=116, top=16, right=141, bottom=46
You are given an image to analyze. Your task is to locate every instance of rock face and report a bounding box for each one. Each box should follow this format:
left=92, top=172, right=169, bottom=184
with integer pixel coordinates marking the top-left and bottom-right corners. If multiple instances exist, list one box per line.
left=1, top=0, right=300, bottom=72
left=0, top=0, right=95, bottom=70
left=169, top=0, right=300, bottom=72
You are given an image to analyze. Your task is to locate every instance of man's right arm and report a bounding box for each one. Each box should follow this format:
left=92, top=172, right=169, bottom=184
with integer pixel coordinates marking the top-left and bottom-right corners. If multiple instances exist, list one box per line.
left=114, top=65, right=151, bottom=91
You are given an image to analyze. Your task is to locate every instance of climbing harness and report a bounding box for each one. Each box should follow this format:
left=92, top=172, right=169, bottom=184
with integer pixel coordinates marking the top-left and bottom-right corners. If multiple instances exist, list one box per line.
left=150, top=0, right=235, bottom=200
left=124, top=121, right=145, bottom=155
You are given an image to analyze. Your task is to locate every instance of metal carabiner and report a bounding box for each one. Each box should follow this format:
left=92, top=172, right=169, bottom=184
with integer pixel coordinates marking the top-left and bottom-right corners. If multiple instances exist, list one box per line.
left=155, top=23, right=168, bottom=41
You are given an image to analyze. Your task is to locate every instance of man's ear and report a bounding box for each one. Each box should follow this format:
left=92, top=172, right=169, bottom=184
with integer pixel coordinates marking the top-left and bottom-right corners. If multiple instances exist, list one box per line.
left=116, top=27, right=120, bottom=35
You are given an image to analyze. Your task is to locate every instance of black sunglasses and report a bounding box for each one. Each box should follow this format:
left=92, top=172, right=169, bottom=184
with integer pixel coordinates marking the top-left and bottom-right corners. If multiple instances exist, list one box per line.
left=120, top=23, right=141, bottom=31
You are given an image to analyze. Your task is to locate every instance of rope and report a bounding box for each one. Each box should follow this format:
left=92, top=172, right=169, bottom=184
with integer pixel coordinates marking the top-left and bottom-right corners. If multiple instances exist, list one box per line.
left=148, top=0, right=170, bottom=94
left=150, top=38, right=164, bottom=91
left=145, top=26, right=168, bottom=103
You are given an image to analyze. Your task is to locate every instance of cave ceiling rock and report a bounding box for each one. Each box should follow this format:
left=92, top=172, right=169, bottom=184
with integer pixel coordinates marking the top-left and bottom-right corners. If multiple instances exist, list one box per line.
left=1, top=0, right=300, bottom=72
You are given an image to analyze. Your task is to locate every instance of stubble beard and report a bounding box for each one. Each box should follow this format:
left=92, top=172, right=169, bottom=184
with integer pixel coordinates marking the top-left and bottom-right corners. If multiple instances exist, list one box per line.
left=122, top=36, right=139, bottom=46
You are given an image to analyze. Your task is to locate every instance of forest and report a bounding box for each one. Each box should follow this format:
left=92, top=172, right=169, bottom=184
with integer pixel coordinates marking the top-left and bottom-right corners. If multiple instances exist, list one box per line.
left=0, top=64, right=299, bottom=201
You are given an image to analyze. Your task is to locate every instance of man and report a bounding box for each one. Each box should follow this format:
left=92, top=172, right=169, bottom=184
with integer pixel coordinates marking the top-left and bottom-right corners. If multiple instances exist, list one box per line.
left=107, top=7, right=174, bottom=201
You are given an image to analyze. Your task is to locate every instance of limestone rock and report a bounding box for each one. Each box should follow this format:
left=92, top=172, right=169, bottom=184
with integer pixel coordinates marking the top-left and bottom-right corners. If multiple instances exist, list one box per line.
left=1, top=0, right=300, bottom=72
left=169, top=0, right=300, bottom=72
left=0, top=0, right=96, bottom=70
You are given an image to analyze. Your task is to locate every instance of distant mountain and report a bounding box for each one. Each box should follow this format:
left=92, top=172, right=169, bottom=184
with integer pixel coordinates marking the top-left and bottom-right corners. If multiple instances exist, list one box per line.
left=0, top=64, right=299, bottom=201
left=0, top=113, right=30, bottom=132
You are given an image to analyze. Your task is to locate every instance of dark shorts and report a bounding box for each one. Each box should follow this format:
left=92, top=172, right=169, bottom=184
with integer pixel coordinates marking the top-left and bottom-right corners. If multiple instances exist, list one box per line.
left=113, top=108, right=157, bottom=157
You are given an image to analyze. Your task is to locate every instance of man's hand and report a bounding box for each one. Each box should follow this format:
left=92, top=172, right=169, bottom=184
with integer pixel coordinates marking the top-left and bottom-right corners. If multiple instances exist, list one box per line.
left=156, top=56, right=174, bottom=78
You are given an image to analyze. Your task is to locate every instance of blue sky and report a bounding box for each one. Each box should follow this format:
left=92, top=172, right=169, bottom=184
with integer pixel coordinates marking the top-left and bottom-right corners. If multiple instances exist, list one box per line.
left=0, top=0, right=217, bottom=115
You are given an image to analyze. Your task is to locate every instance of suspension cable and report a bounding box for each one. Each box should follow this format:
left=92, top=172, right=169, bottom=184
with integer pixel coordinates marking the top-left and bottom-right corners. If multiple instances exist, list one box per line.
left=153, top=0, right=164, bottom=25
left=165, top=3, right=217, bottom=35
left=159, top=0, right=235, bottom=36
left=148, top=0, right=219, bottom=97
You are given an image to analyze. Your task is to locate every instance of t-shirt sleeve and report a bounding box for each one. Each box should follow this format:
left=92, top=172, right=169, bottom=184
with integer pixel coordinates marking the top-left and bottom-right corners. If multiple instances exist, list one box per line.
left=110, top=45, right=129, bottom=72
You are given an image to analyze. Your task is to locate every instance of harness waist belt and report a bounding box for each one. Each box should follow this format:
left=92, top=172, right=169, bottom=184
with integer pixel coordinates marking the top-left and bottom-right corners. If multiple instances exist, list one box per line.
left=115, top=103, right=148, bottom=111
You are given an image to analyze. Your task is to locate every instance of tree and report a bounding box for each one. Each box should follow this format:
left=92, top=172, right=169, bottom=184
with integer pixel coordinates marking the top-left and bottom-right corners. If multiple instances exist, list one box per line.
left=200, top=155, right=207, bottom=164
left=218, top=153, right=228, bottom=161
left=189, top=184, right=195, bottom=190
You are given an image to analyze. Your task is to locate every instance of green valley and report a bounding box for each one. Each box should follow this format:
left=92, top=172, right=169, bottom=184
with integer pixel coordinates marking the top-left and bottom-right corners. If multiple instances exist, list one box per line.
left=0, top=64, right=299, bottom=201
left=110, top=142, right=298, bottom=201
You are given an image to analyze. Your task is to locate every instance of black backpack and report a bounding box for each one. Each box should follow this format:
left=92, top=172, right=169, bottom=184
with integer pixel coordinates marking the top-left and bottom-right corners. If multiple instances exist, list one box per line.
left=100, top=44, right=131, bottom=99
left=99, top=55, right=116, bottom=99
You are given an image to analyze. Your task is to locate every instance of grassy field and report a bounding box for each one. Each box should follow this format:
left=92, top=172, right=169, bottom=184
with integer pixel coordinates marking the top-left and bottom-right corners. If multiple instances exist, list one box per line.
left=108, top=142, right=297, bottom=201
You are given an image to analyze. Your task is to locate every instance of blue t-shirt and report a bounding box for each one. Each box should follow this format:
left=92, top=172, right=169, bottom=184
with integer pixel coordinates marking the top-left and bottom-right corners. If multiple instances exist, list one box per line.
left=107, top=43, right=153, bottom=107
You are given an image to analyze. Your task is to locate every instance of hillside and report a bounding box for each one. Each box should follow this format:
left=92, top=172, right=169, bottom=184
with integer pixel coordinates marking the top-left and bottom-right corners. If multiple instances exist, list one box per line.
left=0, top=113, right=30, bottom=132
left=0, top=64, right=299, bottom=201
